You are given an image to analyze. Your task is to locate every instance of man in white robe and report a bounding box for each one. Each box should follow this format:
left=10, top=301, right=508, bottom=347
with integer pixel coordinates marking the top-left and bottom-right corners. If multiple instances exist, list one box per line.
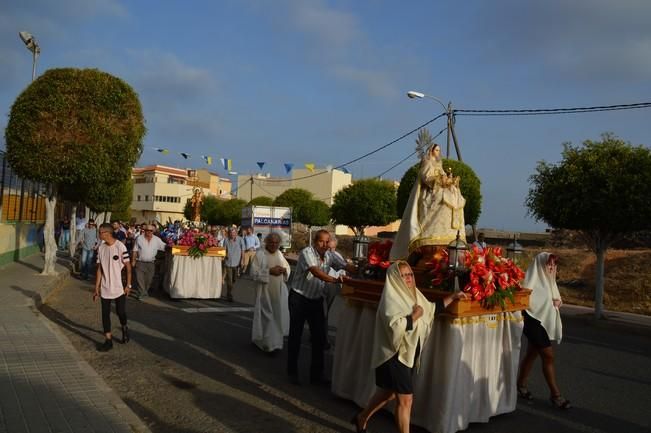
left=250, top=232, right=291, bottom=353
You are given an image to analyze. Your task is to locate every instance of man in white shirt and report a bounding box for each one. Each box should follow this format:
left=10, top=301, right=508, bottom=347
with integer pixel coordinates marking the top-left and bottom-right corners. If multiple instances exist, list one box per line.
left=131, top=224, right=167, bottom=300
left=242, top=226, right=260, bottom=275
left=94, top=223, right=132, bottom=352
left=473, top=232, right=488, bottom=253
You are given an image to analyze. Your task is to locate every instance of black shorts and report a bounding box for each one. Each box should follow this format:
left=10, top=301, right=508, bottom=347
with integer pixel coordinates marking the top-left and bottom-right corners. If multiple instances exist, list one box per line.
left=375, top=353, right=414, bottom=394
left=523, top=311, right=551, bottom=348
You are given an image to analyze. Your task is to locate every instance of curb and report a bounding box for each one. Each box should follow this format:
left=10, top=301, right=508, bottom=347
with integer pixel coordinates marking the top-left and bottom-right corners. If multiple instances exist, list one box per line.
left=30, top=256, right=153, bottom=433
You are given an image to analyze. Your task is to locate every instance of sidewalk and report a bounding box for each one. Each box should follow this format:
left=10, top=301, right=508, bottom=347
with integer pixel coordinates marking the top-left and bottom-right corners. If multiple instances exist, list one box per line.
left=0, top=253, right=150, bottom=433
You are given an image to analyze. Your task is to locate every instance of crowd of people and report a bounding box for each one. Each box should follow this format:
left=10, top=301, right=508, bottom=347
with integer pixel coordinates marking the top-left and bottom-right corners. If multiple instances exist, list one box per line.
left=67, top=213, right=570, bottom=431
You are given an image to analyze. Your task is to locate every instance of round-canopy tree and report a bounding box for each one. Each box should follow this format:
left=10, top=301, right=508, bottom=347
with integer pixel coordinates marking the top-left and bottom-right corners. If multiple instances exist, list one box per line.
left=273, top=188, right=315, bottom=225
left=331, top=178, right=397, bottom=235
left=302, top=199, right=331, bottom=228
left=397, top=159, right=482, bottom=237
left=526, top=133, right=651, bottom=319
left=248, top=196, right=274, bottom=206
left=4, top=68, right=145, bottom=274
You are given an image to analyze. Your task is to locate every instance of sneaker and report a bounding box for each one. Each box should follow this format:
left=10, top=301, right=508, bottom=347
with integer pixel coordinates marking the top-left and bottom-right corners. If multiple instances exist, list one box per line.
left=121, top=326, right=130, bottom=344
left=97, top=339, right=113, bottom=352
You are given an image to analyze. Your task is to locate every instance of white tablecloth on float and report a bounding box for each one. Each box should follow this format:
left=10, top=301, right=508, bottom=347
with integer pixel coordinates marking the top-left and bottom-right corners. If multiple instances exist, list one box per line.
left=332, top=302, right=523, bottom=433
left=166, top=255, right=222, bottom=299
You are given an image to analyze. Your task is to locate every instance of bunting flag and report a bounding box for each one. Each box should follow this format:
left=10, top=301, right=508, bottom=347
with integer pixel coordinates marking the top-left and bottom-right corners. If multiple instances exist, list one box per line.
left=304, top=163, right=315, bottom=173
left=256, top=162, right=265, bottom=170
left=341, top=166, right=350, bottom=174
left=202, top=155, right=212, bottom=165
left=228, top=171, right=238, bottom=175
left=154, top=147, right=169, bottom=154
left=179, top=152, right=190, bottom=159
left=220, top=158, right=232, bottom=171
left=283, top=163, right=294, bottom=174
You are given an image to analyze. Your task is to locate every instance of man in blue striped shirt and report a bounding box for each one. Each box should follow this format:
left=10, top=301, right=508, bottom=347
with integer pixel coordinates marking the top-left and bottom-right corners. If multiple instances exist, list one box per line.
left=288, top=229, right=356, bottom=385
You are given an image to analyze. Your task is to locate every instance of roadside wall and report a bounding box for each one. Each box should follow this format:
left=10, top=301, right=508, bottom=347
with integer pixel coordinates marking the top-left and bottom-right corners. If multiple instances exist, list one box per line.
left=0, top=222, right=41, bottom=267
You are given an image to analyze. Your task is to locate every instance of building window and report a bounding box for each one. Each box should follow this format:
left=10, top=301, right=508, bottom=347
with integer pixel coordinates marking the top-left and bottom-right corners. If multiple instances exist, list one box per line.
left=145, top=195, right=149, bottom=201
left=137, top=195, right=141, bottom=201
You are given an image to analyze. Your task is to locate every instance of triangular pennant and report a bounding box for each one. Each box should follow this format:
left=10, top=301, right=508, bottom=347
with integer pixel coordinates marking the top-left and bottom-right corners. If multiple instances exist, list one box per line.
left=154, top=147, right=169, bottom=154
left=341, top=166, right=350, bottom=174
left=256, top=162, right=265, bottom=170
left=179, top=152, right=190, bottom=159
left=220, top=158, right=232, bottom=171
left=304, top=163, right=315, bottom=173
left=284, top=163, right=294, bottom=174
left=202, top=155, right=212, bottom=165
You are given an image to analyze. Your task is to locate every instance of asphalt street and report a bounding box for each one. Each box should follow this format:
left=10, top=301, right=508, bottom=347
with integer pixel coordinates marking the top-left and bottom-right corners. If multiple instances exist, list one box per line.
left=42, top=275, right=651, bottom=433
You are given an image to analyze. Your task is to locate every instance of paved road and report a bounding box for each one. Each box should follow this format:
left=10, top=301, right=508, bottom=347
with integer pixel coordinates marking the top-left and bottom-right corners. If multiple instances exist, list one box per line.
left=42, top=276, right=651, bottom=433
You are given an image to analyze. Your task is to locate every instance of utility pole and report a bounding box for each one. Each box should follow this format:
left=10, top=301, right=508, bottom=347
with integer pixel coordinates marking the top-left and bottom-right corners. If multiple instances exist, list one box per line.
left=250, top=175, right=253, bottom=201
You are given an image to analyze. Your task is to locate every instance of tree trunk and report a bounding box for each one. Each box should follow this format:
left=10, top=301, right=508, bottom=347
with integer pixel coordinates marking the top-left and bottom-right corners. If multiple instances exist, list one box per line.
left=471, top=224, right=478, bottom=241
left=68, top=204, right=77, bottom=257
left=594, top=242, right=606, bottom=319
left=41, top=192, right=58, bottom=275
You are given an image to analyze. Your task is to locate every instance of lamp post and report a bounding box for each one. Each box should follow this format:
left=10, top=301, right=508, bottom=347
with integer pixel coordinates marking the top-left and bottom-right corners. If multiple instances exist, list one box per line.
left=406, top=90, right=462, bottom=161
left=447, top=230, right=468, bottom=292
left=18, top=31, right=40, bottom=82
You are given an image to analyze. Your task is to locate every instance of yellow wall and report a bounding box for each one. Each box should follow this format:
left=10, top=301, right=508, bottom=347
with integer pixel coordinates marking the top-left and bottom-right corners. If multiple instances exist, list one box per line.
left=0, top=222, right=41, bottom=267
left=237, top=168, right=352, bottom=204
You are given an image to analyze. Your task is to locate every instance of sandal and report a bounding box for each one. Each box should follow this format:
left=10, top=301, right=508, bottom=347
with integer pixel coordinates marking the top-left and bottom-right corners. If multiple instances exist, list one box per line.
left=550, top=395, right=571, bottom=410
left=517, top=386, right=533, bottom=400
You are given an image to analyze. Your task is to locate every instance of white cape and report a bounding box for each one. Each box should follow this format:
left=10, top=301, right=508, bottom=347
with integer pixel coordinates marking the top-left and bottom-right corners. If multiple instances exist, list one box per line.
left=524, top=252, right=563, bottom=343
left=250, top=249, right=291, bottom=352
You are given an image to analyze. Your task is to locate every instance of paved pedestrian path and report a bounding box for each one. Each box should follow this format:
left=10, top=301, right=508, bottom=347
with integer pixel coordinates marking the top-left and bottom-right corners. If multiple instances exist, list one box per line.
left=0, top=253, right=150, bottom=433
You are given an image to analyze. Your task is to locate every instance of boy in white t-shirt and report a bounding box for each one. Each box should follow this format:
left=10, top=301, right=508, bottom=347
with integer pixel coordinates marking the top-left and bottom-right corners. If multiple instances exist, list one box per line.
left=94, top=223, right=132, bottom=352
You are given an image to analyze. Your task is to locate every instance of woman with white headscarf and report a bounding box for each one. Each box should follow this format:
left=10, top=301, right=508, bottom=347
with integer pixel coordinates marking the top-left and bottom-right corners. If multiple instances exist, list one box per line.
left=351, top=261, right=465, bottom=433
left=517, top=252, right=571, bottom=409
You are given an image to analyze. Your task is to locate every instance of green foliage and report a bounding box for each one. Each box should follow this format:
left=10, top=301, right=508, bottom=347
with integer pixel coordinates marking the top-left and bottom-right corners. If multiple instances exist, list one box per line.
left=331, top=178, right=397, bottom=235
left=217, top=199, right=247, bottom=226
left=183, top=195, right=245, bottom=226
left=83, top=179, right=133, bottom=214
left=5, top=68, right=145, bottom=188
left=396, top=159, right=482, bottom=226
left=527, top=133, right=651, bottom=238
left=248, top=196, right=274, bottom=206
left=273, top=188, right=315, bottom=224
left=302, top=199, right=331, bottom=227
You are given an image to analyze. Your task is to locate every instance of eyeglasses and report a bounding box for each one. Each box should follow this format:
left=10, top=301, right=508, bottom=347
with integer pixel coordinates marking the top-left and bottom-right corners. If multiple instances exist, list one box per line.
left=400, top=272, right=414, bottom=278
left=144, top=229, right=153, bottom=232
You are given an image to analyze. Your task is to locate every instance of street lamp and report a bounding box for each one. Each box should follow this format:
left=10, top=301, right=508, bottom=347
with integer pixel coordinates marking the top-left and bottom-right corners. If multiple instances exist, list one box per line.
left=18, top=31, right=40, bottom=82
left=406, top=90, right=448, bottom=113
left=406, top=89, right=462, bottom=161
left=507, top=233, right=524, bottom=265
left=447, top=230, right=468, bottom=292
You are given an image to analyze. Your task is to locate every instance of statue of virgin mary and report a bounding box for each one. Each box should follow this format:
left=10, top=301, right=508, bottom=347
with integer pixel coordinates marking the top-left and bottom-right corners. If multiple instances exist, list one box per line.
left=390, top=142, right=466, bottom=260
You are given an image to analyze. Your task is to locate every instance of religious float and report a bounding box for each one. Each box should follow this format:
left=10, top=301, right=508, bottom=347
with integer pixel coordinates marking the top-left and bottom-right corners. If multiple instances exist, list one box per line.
left=164, top=220, right=226, bottom=299
left=332, top=141, right=531, bottom=433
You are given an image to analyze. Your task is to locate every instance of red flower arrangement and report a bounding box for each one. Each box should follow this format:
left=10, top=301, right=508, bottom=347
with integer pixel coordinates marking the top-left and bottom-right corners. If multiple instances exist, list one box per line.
left=176, top=230, right=219, bottom=259
left=367, top=240, right=392, bottom=270
left=428, top=245, right=525, bottom=309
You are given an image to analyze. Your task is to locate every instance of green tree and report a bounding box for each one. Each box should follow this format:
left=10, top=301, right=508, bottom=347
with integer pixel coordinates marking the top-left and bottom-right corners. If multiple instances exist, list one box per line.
left=526, top=133, right=651, bottom=319
left=219, top=199, right=247, bottom=226
left=4, top=68, right=145, bottom=274
left=303, top=199, right=331, bottom=227
left=396, top=159, right=482, bottom=236
left=331, top=178, right=397, bottom=235
left=248, top=196, right=274, bottom=206
left=273, top=188, right=315, bottom=224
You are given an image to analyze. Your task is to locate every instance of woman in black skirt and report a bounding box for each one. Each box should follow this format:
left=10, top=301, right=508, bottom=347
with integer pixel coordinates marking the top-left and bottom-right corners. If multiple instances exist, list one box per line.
left=351, top=261, right=465, bottom=433
left=517, top=252, right=571, bottom=409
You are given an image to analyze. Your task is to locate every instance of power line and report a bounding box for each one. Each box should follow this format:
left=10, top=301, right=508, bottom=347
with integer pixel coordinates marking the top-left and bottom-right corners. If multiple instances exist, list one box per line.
left=261, top=112, right=447, bottom=182
left=453, top=102, right=651, bottom=117
left=375, top=126, right=448, bottom=179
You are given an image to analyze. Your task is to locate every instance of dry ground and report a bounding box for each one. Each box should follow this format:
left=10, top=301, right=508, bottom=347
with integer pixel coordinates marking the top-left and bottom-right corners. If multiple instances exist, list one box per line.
left=522, top=248, right=651, bottom=315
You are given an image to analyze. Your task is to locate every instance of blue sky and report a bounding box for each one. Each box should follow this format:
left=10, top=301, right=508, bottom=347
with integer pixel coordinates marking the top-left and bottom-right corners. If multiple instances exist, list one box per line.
left=2, top=0, right=650, bottom=231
